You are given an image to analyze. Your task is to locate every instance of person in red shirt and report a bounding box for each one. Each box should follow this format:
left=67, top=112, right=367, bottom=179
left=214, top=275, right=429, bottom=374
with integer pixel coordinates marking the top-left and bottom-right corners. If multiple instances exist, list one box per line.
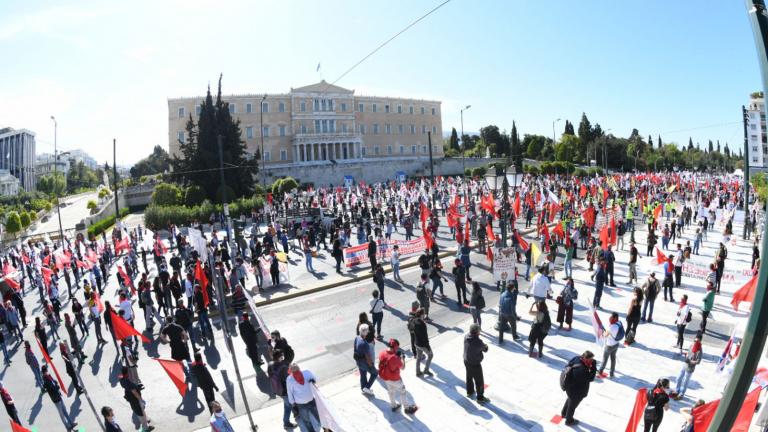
left=377, top=339, right=418, bottom=414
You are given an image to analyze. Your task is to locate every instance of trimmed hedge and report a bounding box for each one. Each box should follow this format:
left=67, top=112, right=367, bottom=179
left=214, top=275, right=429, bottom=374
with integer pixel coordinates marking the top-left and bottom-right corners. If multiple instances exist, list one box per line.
left=87, top=208, right=129, bottom=238
left=144, top=196, right=264, bottom=229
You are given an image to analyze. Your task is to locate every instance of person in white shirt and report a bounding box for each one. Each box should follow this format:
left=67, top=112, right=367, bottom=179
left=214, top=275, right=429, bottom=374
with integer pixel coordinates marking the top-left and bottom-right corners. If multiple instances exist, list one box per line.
left=370, top=290, right=385, bottom=339
left=673, top=243, right=684, bottom=287
left=286, top=364, right=321, bottom=432
left=119, top=295, right=133, bottom=322
left=675, top=295, right=691, bottom=354
left=184, top=274, right=194, bottom=306
left=598, top=312, right=622, bottom=378
left=528, top=266, right=552, bottom=302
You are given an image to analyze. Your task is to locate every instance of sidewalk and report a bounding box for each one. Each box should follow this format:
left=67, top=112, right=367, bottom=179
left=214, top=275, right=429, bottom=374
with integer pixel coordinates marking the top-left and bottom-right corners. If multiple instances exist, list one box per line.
left=205, top=217, right=758, bottom=432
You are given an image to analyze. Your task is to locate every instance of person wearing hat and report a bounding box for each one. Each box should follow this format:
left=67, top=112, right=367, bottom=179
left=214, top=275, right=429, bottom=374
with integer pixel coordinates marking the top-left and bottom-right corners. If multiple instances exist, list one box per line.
left=641, top=272, right=661, bottom=322
left=378, top=339, right=418, bottom=414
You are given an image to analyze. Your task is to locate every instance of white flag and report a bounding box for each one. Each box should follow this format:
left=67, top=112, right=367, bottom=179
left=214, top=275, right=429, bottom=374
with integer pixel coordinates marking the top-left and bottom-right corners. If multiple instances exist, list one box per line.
left=311, top=384, right=348, bottom=432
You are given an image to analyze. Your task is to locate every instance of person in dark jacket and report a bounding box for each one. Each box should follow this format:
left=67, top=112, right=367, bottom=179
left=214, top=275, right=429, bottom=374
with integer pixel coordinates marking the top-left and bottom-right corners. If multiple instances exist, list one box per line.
left=498, top=282, right=519, bottom=343
left=191, top=352, right=219, bottom=413
left=161, top=316, right=190, bottom=363
left=102, top=406, right=124, bottom=432
left=238, top=313, right=265, bottom=372
left=42, top=365, right=78, bottom=430
left=412, top=308, right=433, bottom=377
left=561, top=351, right=597, bottom=426
left=270, top=330, right=294, bottom=364
left=367, top=236, right=378, bottom=272
left=464, top=323, right=489, bottom=404
left=60, top=343, right=84, bottom=394
left=451, top=259, right=469, bottom=307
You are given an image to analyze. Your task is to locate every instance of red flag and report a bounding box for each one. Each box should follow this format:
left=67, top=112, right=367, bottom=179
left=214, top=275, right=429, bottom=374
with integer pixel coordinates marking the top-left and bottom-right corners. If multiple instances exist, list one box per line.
left=35, top=336, right=67, bottom=397
left=514, top=230, right=529, bottom=251
left=465, top=218, right=471, bottom=242
left=653, top=204, right=662, bottom=221
left=76, top=259, right=91, bottom=270
left=579, top=184, right=587, bottom=198
left=600, top=225, right=609, bottom=250
left=420, top=201, right=431, bottom=225
left=541, top=224, right=551, bottom=251
left=43, top=254, right=51, bottom=266
left=41, top=266, right=53, bottom=288
left=2, top=262, right=16, bottom=275
left=195, top=260, right=210, bottom=308
left=154, top=240, right=168, bottom=256
left=486, top=246, right=493, bottom=263
left=610, top=217, right=617, bottom=246
left=115, top=236, right=130, bottom=254
left=582, top=207, right=596, bottom=228
left=731, top=274, right=759, bottom=311
left=549, top=202, right=561, bottom=223
left=692, top=387, right=760, bottom=432
left=485, top=223, right=494, bottom=243
left=513, top=194, right=521, bottom=218
left=155, top=358, right=187, bottom=396
left=21, top=253, right=30, bottom=265
left=86, top=249, right=99, bottom=265
left=4, top=277, right=20, bottom=291
left=655, top=248, right=667, bottom=265
left=481, top=194, right=498, bottom=219
left=552, top=223, right=565, bottom=239
left=424, top=231, right=434, bottom=250
left=624, top=388, right=648, bottom=432
left=118, top=266, right=135, bottom=295
left=109, top=309, right=150, bottom=343
left=10, top=420, right=32, bottom=432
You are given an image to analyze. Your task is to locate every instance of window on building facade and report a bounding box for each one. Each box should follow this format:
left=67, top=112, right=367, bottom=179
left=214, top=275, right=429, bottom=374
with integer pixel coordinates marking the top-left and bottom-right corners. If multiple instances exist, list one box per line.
left=373, top=124, right=379, bottom=135
left=400, top=146, right=404, bottom=154
left=362, top=147, right=367, bottom=157
left=280, top=150, right=287, bottom=161
left=262, top=102, right=269, bottom=113
left=229, top=104, right=235, bottom=114
left=397, top=105, right=402, bottom=114
left=410, top=125, right=415, bottom=134
left=432, top=107, right=436, bottom=115
left=420, top=107, right=425, bottom=115
left=385, top=105, right=390, bottom=113
left=246, top=126, right=253, bottom=139
left=341, top=123, right=348, bottom=133
left=422, top=145, right=427, bottom=153
left=178, top=107, right=185, bottom=118
left=315, top=120, right=321, bottom=133
left=432, top=126, right=437, bottom=134
left=421, top=125, right=426, bottom=134
left=358, top=103, right=364, bottom=112
left=752, top=134, right=758, bottom=140
left=341, top=103, right=347, bottom=112
left=385, top=124, right=391, bottom=134
left=388, top=145, right=392, bottom=155
left=263, top=126, right=269, bottom=137
left=409, top=106, right=414, bottom=114
left=754, top=146, right=759, bottom=152
left=751, top=112, right=757, bottom=119
left=321, top=99, right=327, bottom=111
left=752, top=124, right=757, bottom=130
left=301, top=123, right=307, bottom=133
left=374, top=146, right=379, bottom=155
left=412, top=146, right=416, bottom=154
left=372, top=104, right=377, bottom=113
left=328, top=100, right=334, bottom=111
left=196, top=106, right=201, bottom=115
left=314, top=99, right=320, bottom=111
left=279, top=102, right=285, bottom=112
left=264, top=151, right=271, bottom=162
left=330, top=120, right=336, bottom=133
left=246, top=103, right=253, bottom=113
left=398, top=124, right=404, bottom=134
left=279, top=125, right=286, bottom=137
left=177, top=131, right=185, bottom=142
left=754, top=157, right=759, bottom=162
left=360, top=124, right=366, bottom=135
left=301, top=101, right=306, bottom=112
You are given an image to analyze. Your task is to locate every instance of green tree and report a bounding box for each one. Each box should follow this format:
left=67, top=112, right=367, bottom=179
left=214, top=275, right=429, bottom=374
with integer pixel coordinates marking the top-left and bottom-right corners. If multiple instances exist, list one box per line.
left=724, top=142, right=731, bottom=158
left=37, top=172, right=66, bottom=195
left=563, top=120, right=575, bottom=136
left=171, top=74, right=257, bottom=200
left=130, top=145, right=171, bottom=179
left=5, top=211, right=21, bottom=236
left=449, top=127, right=459, bottom=150
left=184, top=185, right=206, bottom=206
left=555, top=134, right=580, bottom=162
left=151, top=183, right=183, bottom=206
left=577, top=113, right=592, bottom=163
left=688, top=137, right=694, bottom=151
left=510, top=121, right=522, bottom=171
left=657, top=135, right=662, bottom=149
left=87, top=200, right=97, bottom=211
left=523, top=134, right=549, bottom=159
left=480, top=125, right=505, bottom=156
left=708, top=140, right=714, bottom=153
left=717, top=140, right=721, bottom=154
left=19, top=211, right=30, bottom=228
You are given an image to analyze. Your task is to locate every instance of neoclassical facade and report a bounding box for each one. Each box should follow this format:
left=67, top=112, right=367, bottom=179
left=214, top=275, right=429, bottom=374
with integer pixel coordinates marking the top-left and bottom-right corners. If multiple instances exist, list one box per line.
left=168, top=81, right=443, bottom=166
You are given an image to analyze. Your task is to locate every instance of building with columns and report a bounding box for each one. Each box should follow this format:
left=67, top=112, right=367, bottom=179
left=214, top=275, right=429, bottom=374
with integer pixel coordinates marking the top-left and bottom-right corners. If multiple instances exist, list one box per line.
left=168, top=81, right=443, bottom=169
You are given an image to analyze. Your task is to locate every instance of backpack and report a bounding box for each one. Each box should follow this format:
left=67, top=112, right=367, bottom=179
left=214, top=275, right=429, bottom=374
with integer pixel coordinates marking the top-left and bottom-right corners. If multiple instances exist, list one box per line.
left=614, top=322, right=625, bottom=342
left=475, top=294, right=486, bottom=309
left=353, top=337, right=366, bottom=361
left=559, top=363, right=574, bottom=391
left=686, top=310, right=692, bottom=323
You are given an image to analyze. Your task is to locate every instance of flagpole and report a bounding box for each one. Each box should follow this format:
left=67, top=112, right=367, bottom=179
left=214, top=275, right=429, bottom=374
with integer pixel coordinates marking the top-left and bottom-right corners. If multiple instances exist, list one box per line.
left=710, top=2, right=768, bottom=429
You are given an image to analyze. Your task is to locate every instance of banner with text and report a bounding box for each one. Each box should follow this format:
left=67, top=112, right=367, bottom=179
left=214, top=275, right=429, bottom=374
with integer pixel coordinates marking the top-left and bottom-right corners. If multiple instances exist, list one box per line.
left=344, top=237, right=426, bottom=268
left=492, top=247, right=517, bottom=282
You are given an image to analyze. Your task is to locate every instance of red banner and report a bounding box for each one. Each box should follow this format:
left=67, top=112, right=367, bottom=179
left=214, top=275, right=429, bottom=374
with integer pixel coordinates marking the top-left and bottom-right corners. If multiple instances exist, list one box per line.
left=343, top=237, right=426, bottom=268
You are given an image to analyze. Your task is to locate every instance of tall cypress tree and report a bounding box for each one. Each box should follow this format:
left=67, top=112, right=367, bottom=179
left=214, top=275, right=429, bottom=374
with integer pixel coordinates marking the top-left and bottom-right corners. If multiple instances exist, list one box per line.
left=657, top=135, right=662, bottom=149
left=510, top=121, right=522, bottom=171
left=708, top=140, right=714, bottom=153
left=688, top=137, right=694, bottom=151
left=577, top=113, right=592, bottom=163
left=449, top=127, right=459, bottom=150
left=716, top=140, right=721, bottom=153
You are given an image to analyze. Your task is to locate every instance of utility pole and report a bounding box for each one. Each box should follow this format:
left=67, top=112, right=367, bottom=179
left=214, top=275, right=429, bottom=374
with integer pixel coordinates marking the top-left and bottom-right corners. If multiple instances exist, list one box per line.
left=710, top=1, right=768, bottom=430
left=50, top=116, right=65, bottom=243
left=743, top=105, right=751, bottom=239
left=460, top=105, right=471, bottom=178
left=427, top=131, right=436, bottom=207
left=113, top=139, right=120, bottom=219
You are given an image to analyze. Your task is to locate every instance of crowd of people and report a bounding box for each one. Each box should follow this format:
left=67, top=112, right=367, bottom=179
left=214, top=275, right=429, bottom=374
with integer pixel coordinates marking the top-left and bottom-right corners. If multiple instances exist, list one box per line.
left=0, top=169, right=759, bottom=432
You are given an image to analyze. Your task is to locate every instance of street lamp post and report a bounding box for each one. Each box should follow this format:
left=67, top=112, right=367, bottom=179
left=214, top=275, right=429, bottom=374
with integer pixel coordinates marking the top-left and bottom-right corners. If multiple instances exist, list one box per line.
left=50, top=116, right=65, bottom=244
left=260, top=94, right=267, bottom=188
left=460, top=105, right=471, bottom=178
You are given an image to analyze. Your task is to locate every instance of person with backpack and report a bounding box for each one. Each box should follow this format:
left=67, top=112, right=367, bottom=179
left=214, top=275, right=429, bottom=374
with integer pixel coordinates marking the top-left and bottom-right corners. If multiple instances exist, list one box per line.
left=469, top=282, right=485, bottom=329
left=528, top=300, right=551, bottom=358
left=674, top=295, right=692, bottom=354
left=464, top=323, right=489, bottom=403
left=560, top=351, right=597, bottom=426
left=268, top=349, right=297, bottom=429
left=641, top=272, right=660, bottom=323
left=643, top=378, right=671, bottom=432
left=412, top=308, right=433, bottom=377
left=498, top=282, right=520, bottom=343
left=354, top=324, right=378, bottom=396
left=370, top=290, right=385, bottom=340
left=378, top=338, right=418, bottom=414
left=625, top=288, right=643, bottom=344
left=673, top=243, right=685, bottom=288
left=373, top=264, right=386, bottom=303
left=670, top=334, right=702, bottom=400
left=452, top=259, right=469, bottom=307
left=598, top=312, right=623, bottom=378
left=556, top=277, right=577, bottom=331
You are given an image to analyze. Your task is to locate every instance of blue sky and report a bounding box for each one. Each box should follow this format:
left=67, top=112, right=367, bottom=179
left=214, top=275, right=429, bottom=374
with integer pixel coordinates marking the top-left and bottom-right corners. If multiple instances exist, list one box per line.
left=0, top=0, right=760, bottom=164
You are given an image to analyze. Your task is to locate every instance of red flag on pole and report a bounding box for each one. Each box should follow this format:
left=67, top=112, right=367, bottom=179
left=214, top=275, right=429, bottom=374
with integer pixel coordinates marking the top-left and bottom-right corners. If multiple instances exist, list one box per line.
left=118, top=266, right=135, bottom=295
left=655, top=248, right=667, bottom=265
left=4, top=277, right=20, bottom=291
left=485, top=224, right=494, bottom=243
left=609, top=217, right=617, bottom=246
left=486, top=246, right=493, bottom=263
left=10, top=420, right=32, bottom=432
left=731, top=274, right=759, bottom=311
left=155, top=358, right=187, bottom=396
left=582, top=207, right=596, bottom=228
left=115, top=236, right=130, bottom=254
left=692, top=387, right=760, bottom=432
left=600, top=225, right=609, bottom=250
left=195, top=260, right=210, bottom=308
left=624, top=388, right=648, bottom=432
left=42, top=254, right=51, bottom=266
left=653, top=204, right=662, bottom=221
left=419, top=201, right=431, bottom=225
left=513, top=194, right=521, bottom=218
left=35, top=336, right=67, bottom=397
left=109, top=309, right=150, bottom=343
left=514, top=230, right=529, bottom=252
left=41, top=266, right=53, bottom=288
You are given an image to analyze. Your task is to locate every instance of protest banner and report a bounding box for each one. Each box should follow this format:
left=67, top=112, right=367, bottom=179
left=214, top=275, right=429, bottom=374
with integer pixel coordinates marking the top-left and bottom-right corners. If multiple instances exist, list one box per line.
left=343, top=237, right=426, bottom=268
left=492, top=247, right=517, bottom=282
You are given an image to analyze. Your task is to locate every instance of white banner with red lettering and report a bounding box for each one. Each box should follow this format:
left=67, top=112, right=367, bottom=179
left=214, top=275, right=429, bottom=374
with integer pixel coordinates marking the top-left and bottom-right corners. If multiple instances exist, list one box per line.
left=343, top=237, right=426, bottom=268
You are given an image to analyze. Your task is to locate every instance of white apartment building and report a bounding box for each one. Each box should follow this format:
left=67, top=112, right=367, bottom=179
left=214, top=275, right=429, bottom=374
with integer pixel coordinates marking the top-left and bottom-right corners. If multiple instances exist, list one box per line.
left=748, top=93, right=767, bottom=168
left=0, top=127, right=36, bottom=192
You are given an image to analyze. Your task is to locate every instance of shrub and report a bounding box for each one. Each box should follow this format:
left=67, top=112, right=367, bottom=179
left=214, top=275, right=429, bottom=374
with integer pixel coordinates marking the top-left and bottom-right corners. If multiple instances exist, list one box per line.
left=184, top=185, right=206, bottom=207
left=573, top=168, right=588, bottom=178
left=464, top=168, right=472, bottom=177
left=19, top=211, right=30, bottom=228
left=87, top=208, right=129, bottom=238
left=471, top=167, right=487, bottom=177
left=524, top=164, right=540, bottom=175
left=98, top=188, right=111, bottom=199
left=29, top=211, right=37, bottom=221
left=5, top=211, right=21, bottom=235
left=45, top=201, right=53, bottom=212
left=151, top=183, right=183, bottom=206
left=587, top=167, right=604, bottom=177
left=279, top=177, right=299, bottom=195
left=87, top=200, right=98, bottom=211
left=254, top=184, right=266, bottom=197
left=143, top=196, right=265, bottom=229
left=215, top=185, right=236, bottom=203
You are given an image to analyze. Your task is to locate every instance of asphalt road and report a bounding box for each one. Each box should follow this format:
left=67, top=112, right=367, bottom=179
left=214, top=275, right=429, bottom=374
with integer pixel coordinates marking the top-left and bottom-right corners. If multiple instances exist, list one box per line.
left=28, top=191, right=99, bottom=237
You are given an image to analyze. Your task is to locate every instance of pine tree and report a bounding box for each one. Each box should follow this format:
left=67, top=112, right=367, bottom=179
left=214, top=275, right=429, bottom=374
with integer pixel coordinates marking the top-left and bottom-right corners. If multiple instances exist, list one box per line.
left=648, top=135, right=652, bottom=147
left=716, top=140, right=721, bottom=153
left=708, top=140, right=714, bottom=153
left=657, top=135, right=662, bottom=149
left=564, top=120, right=575, bottom=135
left=688, top=137, right=693, bottom=151
left=577, top=113, right=592, bottom=162
left=724, top=142, right=731, bottom=157
left=450, top=128, right=459, bottom=150
left=510, top=121, right=521, bottom=171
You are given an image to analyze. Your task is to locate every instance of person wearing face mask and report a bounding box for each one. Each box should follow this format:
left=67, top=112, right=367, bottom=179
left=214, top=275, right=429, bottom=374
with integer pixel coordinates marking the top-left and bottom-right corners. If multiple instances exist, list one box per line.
left=209, top=400, right=235, bottom=432
left=286, top=363, right=322, bottom=431
left=560, top=350, right=597, bottom=426
left=674, top=295, right=692, bottom=354
left=642, top=378, right=671, bottom=432
left=598, top=312, right=623, bottom=379
left=670, top=335, right=702, bottom=400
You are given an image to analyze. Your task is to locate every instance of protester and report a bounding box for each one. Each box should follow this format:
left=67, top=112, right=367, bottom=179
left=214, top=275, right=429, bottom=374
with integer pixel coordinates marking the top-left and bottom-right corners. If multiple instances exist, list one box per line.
left=464, top=323, right=489, bottom=403
left=528, top=300, right=551, bottom=358
left=191, top=351, right=220, bottom=412
left=670, top=335, right=702, bottom=400
left=469, top=281, right=485, bottom=328
left=560, top=351, right=597, bottom=426
left=641, top=272, right=660, bottom=323
left=209, top=401, right=235, bottom=432
left=378, top=339, right=418, bottom=414
left=354, top=324, right=377, bottom=395
left=286, top=364, right=322, bottom=430
left=674, top=295, right=692, bottom=354
left=42, top=364, right=78, bottom=431
left=498, top=281, right=520, bottom=342
left=556, top=277, right=577, bottom=331
left=598, top=312, right=622, bottom=378
left=412, top=308, right=433, bottom=377
left=643, top=378, right=671, bottom=432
